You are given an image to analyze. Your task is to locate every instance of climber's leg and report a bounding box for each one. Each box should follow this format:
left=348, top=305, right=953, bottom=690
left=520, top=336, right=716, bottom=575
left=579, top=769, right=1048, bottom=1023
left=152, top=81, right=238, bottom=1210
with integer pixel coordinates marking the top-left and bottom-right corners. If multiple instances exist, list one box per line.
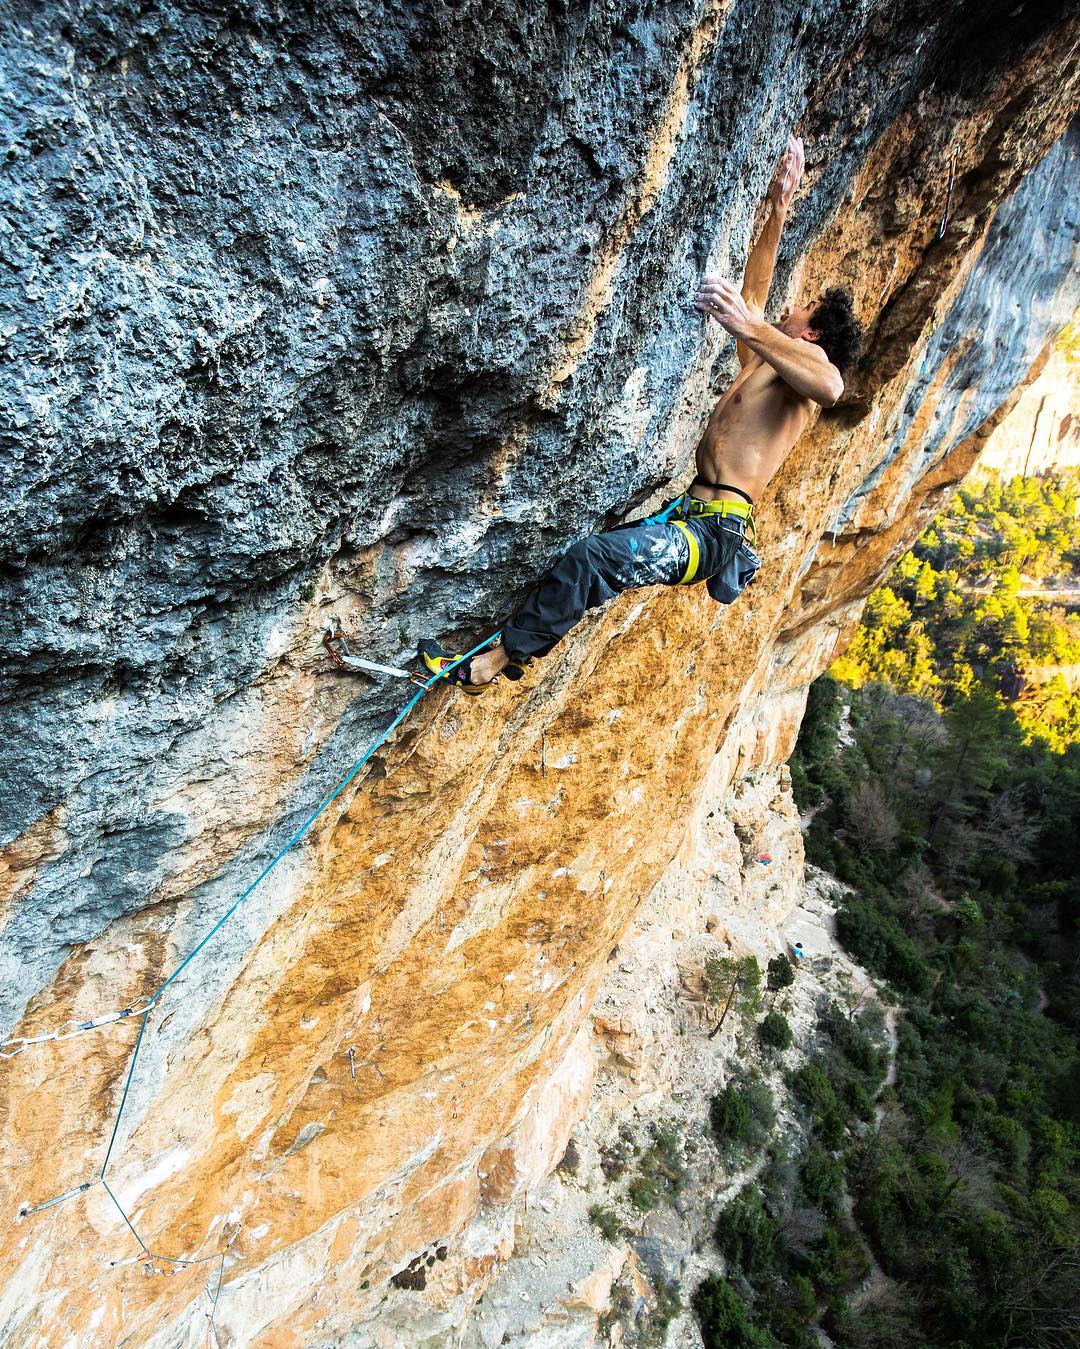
left=418, top=506, right=693, bottom=690
left=454, top=637, right=513, bottom=686
left=499, top=518, right=692, bottom=667
left=417, top=636, right=527, bottom=693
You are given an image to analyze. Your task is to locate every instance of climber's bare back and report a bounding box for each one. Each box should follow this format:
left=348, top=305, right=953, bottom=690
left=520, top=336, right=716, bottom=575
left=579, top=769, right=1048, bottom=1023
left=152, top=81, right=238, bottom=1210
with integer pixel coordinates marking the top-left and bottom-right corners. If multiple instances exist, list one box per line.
left=692, top=352, right=813, bottom=502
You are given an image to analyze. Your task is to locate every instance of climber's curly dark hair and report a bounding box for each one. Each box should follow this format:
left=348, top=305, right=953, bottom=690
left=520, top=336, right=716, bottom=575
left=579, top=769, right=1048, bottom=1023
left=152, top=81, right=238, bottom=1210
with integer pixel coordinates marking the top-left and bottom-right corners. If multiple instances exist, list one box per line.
left=809, top=286, right=863, bottom=374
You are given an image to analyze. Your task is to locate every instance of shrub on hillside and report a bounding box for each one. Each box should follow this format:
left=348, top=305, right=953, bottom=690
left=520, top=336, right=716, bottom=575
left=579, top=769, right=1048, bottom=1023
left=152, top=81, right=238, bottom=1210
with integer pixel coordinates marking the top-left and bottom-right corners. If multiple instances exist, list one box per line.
left=588, top=1204, right=623, bottom=1242
left=714, top=1185, right=777, bottom=1274
left=759, top=1009, right=794, bottom=1051
left=710, top=1078, right=775, bottom=1154
left=767, top=953, right=796, bottom=990
left=692, top=1275, right=772, bottom=1349
left=710, top=1085, right=752, bottom=1147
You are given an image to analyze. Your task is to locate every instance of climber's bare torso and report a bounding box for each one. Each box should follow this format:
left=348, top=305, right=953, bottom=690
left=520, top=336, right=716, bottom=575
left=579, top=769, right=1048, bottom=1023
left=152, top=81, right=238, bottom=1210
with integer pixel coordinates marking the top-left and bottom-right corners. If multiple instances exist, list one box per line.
left=691, top=351, right=813, bottom=503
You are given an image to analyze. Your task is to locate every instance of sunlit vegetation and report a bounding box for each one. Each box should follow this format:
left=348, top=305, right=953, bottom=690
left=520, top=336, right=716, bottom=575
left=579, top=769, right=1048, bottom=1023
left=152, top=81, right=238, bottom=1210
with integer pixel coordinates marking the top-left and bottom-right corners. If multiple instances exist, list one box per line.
left=831, top=469, right=1080, bottom=750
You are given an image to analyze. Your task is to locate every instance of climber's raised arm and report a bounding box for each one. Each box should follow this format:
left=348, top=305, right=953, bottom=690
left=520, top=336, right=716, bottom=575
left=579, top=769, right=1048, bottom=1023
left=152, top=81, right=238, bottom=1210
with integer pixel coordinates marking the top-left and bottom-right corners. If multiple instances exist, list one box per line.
left=736, top=133, right=804, bottom=366
left=697, top=276, right=844, bottom=406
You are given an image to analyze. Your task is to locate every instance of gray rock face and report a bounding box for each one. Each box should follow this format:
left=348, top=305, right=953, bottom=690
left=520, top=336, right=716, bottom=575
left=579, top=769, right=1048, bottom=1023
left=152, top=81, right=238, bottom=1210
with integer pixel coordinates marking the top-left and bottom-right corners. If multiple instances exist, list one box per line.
left=2, top=2, right=1075, bottom=1040
left=634, top=1206, right=693, bottom=1289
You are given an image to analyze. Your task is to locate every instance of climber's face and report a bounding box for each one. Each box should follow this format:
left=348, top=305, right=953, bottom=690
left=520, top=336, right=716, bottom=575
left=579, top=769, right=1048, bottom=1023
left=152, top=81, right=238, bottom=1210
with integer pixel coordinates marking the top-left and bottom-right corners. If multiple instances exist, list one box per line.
left=777, top=295, right=823, bottom=342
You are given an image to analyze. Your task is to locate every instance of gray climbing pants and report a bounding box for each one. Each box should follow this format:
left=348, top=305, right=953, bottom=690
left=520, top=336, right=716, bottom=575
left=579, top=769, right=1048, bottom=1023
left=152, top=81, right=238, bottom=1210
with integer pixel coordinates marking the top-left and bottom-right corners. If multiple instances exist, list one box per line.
left=501, top=497, right=762, bottom=664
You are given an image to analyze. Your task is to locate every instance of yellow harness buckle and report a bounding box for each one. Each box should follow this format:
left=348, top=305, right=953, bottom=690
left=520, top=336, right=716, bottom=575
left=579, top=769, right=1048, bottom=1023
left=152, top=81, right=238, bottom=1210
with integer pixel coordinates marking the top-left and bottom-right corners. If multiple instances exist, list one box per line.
left=684, top=494, right=756, bottom=544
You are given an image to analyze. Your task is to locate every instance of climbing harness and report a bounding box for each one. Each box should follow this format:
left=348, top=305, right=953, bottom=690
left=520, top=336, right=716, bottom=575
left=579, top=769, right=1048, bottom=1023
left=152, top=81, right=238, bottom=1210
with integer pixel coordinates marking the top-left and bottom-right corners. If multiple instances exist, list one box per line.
left=938, top=144, right=959, bottom=240
left=644, top=489, right=754, bottom=524
left=637, top=489, right=760, bottom=600
left=673, top=520, right=700, bottom=584
left=644, top=489, right=757, bottom=544
left=690, top=477, right=755, bottom=506
left=6, top=628, right=502, bottom=1287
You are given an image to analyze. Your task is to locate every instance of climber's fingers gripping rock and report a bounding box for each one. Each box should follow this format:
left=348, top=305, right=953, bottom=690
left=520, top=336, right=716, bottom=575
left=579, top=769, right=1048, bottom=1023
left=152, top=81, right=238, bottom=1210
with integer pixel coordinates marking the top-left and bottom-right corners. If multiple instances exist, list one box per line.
left=693, top=275, right=754, bottom=335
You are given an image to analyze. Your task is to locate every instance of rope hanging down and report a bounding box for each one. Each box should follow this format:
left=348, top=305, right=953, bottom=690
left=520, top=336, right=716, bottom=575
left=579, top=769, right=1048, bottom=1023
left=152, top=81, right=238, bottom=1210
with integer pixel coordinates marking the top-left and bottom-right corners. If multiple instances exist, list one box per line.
left=9, top=631, right=502, bottom=1278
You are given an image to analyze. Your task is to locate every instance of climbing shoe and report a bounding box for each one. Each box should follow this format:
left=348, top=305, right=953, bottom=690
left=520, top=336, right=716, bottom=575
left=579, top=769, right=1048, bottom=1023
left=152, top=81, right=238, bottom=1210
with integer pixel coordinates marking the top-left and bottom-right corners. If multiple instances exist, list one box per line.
left=416, top=639, right=531, bottom=692
left=417, top=638, right=490, bottom=695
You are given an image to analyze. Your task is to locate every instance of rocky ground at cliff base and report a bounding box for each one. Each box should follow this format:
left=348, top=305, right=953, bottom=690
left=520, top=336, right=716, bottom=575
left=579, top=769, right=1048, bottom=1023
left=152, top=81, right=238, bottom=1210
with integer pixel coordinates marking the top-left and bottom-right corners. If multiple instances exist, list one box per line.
left=441, top=774, right=889, bottom=1349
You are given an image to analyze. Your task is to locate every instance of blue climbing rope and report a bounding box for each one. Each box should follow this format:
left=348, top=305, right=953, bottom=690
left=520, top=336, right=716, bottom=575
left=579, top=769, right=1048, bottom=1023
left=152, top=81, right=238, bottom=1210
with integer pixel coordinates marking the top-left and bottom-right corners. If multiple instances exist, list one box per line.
left=16, top=629, right=504, bottom=1281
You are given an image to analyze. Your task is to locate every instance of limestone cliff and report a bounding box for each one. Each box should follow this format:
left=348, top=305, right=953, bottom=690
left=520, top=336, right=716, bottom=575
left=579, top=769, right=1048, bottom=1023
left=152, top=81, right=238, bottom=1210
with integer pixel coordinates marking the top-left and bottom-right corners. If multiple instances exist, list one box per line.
left=453, top=764, right=875, bottom=1349
left=1, top=3, right=1079, bottom=1344
left=975, top=330, right=1080, bottom=475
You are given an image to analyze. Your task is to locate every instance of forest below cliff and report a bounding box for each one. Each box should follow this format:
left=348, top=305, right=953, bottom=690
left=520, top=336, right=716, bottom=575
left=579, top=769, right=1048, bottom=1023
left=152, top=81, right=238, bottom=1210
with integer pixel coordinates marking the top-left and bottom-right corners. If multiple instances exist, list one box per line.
left=691, top=472, right=1080, bottom=1348
left=831, top=467, right=1080, bottom=750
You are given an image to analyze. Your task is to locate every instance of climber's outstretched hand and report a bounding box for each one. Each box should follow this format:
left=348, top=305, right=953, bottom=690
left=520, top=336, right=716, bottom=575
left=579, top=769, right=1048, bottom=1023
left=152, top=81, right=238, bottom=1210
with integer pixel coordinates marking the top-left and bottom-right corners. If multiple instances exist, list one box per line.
left=768, top=133, right=804, bottom=213
left=694, top=275, right=755, bottom=337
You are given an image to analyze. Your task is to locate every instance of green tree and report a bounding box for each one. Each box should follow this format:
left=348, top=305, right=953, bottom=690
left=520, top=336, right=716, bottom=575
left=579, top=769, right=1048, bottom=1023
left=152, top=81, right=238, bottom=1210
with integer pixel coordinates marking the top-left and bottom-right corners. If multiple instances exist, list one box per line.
left=705, top=955, right=762, bottom=1038
left=767, top=953, right=796, bottom=991
left=692, top=1276, right=772, bottom=1349
left=759, top=1010, right=793, bottom=1051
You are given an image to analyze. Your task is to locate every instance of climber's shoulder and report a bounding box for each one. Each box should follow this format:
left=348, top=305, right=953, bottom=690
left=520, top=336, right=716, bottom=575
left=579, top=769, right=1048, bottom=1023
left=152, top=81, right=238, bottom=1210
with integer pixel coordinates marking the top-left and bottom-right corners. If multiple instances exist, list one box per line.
left=746, top=354, right=798, bottom=396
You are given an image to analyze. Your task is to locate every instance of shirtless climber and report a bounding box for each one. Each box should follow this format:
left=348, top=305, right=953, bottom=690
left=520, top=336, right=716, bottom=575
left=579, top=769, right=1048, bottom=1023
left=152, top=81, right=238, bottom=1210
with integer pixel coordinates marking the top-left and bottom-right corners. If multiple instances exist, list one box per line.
left=417, top=135, right=864, bottom=692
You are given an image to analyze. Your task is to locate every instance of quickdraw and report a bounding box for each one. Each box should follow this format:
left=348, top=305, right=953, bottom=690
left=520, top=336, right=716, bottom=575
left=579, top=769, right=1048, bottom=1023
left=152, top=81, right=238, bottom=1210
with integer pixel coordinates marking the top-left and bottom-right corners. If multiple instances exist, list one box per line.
left=322, top=622, right=427, bottom=686
left=1, top=1001, right=153, bottom=1059
left=938, top=144, right=959, bottom=240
